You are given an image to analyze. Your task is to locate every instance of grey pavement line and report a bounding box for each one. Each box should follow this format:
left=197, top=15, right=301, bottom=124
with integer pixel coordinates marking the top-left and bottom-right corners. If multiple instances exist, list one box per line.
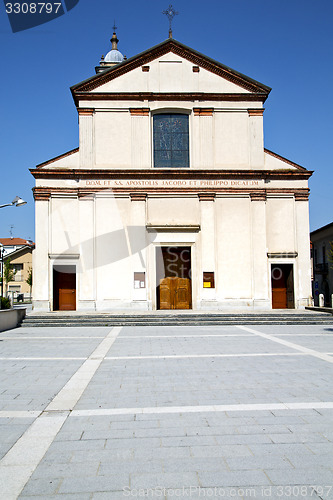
left=71, top=401, right=333, bottom=418
left=237, top=325, right=333, bottom=364
left=104, top=352, right=311, bottom=360
left=0, top=326, right=122, bottom=500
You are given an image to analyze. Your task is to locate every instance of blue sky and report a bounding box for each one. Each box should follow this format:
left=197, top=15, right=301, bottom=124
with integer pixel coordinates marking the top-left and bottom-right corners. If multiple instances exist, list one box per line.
left=0, top=0, right=332, bottom=240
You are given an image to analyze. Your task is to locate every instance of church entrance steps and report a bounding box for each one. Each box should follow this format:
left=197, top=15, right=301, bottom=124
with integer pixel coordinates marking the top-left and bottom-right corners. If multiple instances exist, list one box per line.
left=21, top=311, right=333, bottom=327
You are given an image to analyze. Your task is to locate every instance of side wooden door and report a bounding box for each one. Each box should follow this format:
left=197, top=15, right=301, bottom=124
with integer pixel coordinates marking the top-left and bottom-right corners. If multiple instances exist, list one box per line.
left=271, top=266, right=287, bottom=309
left=58, top=272, right=76, bottom=311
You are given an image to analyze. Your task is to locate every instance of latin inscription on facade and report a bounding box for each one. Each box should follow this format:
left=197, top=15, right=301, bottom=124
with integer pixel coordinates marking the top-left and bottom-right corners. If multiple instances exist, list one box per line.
left=82, top=179, right=263, bottom=188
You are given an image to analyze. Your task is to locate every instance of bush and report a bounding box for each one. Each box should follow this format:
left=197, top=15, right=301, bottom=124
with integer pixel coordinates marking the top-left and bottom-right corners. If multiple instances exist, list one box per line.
left=0, top=297, right=11, bottom=309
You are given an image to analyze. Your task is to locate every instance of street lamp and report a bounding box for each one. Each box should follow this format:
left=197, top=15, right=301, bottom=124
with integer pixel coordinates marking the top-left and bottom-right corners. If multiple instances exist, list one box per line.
left=0, top=196, right=27, bottom=209
left=0, top=244, right=3, bottom=301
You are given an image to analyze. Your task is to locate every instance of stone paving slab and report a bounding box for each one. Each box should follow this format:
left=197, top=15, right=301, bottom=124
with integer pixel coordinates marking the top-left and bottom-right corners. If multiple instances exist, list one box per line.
left=0, top=324, right=331, bottom=499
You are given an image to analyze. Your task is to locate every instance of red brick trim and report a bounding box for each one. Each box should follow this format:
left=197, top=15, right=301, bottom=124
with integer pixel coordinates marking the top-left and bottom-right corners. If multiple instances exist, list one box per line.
left=130, top=108, right=150, bottom=116
left=294, top=192, right=309, bottom=201
left=193, top=108, right=214, bottom=116
left=31, top=168, right=313, bottom=181
left=32, top=186, right=310, bottom=200
left=250, top=191, right=266, bottom=201
left=130, top=193, right=147, bottom=201
left=248, top=109, right=264, bottom=116
left=73, top=92, right=268, bottom=105
left=198, top=193, right=216, bottom=201
left=77, top=108, right=94, bottom=116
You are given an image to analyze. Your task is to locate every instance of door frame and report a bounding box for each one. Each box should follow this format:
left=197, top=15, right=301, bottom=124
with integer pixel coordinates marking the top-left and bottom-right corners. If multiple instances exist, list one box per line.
left=150, top=240, right=196, bottom=311
left=49, top=258, right=79, bottom=312
left=156, top=246, right=193, bottom=311
left=269, top=260, right=296, bottom=310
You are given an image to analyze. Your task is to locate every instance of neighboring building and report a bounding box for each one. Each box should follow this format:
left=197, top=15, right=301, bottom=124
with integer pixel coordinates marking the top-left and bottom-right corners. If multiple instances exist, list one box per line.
left=0, top=238, right=34, bottom=287
left=3, top=245, right=33, bottom=300
left=311, top=222, right=333, bottom=307
left=31, top=33, right=313, bottom=312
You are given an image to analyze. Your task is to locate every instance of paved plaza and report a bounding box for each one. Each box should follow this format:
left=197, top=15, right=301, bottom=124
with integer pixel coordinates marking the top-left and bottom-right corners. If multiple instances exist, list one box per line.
left=0, top=323, right=332, bottom=499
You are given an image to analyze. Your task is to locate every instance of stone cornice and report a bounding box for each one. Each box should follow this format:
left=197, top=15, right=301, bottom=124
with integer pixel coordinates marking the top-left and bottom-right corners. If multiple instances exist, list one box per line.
left=32, top=186, right=310, bottom=201
left=30, top=168, right=313, bottom=181
left=73, top=92, right=268, bottom=106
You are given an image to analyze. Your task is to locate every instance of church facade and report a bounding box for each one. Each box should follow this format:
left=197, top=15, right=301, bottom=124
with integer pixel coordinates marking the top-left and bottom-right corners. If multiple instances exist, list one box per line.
left=31, top=35, right=313, bottom=312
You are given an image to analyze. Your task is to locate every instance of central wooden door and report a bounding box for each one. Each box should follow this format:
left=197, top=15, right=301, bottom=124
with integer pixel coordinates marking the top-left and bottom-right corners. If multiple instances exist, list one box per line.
left=159, top=277, right=191, bottom=310
left=53, top=269, right=76, bottom=311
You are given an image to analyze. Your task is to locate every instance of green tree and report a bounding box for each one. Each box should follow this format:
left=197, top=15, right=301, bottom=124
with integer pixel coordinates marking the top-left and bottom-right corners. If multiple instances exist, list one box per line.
left=26, top=267, right=32, bottom=299
left=3, top=258, right=16, bottom=295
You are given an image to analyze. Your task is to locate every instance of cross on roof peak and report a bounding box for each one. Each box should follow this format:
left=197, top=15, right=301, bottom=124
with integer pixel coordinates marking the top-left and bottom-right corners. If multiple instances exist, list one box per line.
left=162, top=4, right=178, bottom=38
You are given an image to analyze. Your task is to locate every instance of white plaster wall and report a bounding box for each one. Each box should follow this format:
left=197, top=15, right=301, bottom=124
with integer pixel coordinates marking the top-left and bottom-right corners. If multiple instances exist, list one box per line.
left=94, top=111, right=131, bottom=168
left=216, top=197, right=252, bottom=299
left=38, top=150, right=79, bottom=170
left=95, top=196, right=132, bottom=306
left=50, top=197, right=79, bottom=255
left=295, top=200, right=312, bottom=306
left=33, top=200, right=50, bottom=310
left=78, top=197, right=95, bottom=306
left=266, top=197, right=295, bottom=253
left=92, top=53, right=251, bottom=94
left=147, top=197, right=199, bottom=226
left=214, top=112, right=249, bottom=168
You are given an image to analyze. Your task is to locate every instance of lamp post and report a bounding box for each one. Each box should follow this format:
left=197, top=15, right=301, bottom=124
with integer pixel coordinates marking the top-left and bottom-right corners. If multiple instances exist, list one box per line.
left=0, top=196, right=27, bottom=308
left=0, top=196, right=27, bottom=209
left=0, top=244, right=4, bottom=308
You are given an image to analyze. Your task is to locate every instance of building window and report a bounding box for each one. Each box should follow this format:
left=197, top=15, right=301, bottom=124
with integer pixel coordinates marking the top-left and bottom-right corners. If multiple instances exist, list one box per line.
left=153, top=114, right=189, bottom=168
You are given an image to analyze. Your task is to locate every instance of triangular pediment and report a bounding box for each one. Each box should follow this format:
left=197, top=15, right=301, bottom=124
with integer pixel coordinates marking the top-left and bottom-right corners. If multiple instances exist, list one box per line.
left=71, top=38, right=271, bottom=101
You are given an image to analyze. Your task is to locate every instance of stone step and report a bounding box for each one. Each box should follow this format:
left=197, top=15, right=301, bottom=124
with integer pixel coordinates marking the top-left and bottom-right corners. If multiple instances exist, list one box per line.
left=21, top=311, right=333, bottom=328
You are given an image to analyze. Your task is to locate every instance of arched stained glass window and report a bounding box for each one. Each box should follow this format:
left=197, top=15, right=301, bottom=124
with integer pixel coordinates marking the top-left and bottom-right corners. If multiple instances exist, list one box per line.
left=153, top=114, right=189, bottom=168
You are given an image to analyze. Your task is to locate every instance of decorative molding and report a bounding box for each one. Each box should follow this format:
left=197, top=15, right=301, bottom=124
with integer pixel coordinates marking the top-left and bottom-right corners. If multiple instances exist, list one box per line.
left=198, top=193, right=216, bottom=201
left=130, top=193, right=147, bottom=201
left=49, top=254, right=80, bottom=260
left=32, top=186, right=310, bottom=200
left=73, top=92, right=268, bottom=105
left=142, top=66, right=150, bottom=72
left=267, top=252, right=298, bottom=259
left=77, top=191, right=95, bottom=200
left=192, top=66, right=200, bottom=72
left=294, top=192, right=309, bottom=201
left=77, top=108, right=94, bottom=116
left=130, top=108, right=150, bottom=116
left=250, top=191, right=266, bottom=201
left=194, top=108, right=214, bottom=116
left=31, top=168, right=313, bottom=181
left=248, top=108, right=264, bottom=116
left=146, top=224, right=200, bottom=232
